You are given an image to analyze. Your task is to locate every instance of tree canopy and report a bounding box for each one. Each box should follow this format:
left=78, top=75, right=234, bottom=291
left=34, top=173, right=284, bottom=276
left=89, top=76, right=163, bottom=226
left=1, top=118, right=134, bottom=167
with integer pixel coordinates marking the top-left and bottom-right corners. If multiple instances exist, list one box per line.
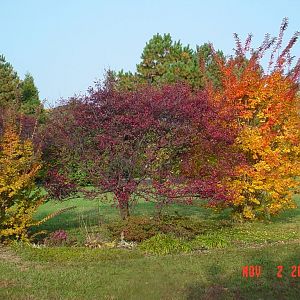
left=20, top=73, right=41, bottom=115
left=0, top=55, right=41, bottom=115
left=116, top=34, right=224, bottom=91
left=0, top=55, right=20, bottom=109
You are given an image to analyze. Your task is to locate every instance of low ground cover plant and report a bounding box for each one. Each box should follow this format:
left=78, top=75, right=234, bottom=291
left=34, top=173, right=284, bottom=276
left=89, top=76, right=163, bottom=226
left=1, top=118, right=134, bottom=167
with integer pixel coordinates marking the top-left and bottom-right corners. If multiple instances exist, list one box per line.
left=139, top=233, right=192, bottom=255
left=100, top=215, right=240, bottom=254
left=106, top=215, right=230, bottom=242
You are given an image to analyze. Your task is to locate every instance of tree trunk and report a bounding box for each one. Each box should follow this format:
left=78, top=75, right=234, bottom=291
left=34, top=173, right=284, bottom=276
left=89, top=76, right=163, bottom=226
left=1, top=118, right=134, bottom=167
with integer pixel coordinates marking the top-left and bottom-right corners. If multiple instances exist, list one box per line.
left=119, top=202, right=130, bottom=220
left=0, top=205, right=6, bottom=225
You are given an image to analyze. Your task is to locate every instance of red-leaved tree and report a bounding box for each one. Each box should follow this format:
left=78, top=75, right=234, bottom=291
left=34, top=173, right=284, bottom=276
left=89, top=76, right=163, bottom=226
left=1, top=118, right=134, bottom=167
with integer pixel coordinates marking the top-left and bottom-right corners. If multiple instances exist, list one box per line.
left=47, top=83, right=232, bottom=218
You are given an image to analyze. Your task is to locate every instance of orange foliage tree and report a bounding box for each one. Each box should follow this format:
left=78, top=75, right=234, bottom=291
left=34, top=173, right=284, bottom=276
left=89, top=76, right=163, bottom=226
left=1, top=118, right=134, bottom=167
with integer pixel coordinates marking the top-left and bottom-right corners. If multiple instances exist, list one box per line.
left=0, top=116, right=45, bottom=241
left=206, top=19, right=300, bottom=220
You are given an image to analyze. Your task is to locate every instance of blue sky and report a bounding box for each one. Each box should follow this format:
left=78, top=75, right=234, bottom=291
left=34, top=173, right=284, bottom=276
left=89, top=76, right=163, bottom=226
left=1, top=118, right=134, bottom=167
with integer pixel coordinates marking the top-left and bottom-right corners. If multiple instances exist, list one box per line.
left=1, top=0, right=300, bottom=106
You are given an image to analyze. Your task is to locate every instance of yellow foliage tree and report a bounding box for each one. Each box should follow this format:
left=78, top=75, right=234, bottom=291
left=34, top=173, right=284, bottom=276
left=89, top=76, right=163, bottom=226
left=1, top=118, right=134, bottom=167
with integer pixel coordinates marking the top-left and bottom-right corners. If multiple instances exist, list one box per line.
left=0, top=119, right=45, bottom=242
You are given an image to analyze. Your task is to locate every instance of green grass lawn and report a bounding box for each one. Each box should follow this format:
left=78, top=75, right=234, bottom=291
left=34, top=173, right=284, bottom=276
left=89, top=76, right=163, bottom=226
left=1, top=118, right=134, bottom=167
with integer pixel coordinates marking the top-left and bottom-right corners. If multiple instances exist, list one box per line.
left=1, top=194, right=300, bottom=299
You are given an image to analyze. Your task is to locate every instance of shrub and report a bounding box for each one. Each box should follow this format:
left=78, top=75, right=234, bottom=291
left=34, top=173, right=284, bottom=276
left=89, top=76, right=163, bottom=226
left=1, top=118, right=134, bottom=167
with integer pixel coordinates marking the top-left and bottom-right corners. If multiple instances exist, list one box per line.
left=0, top=119, right=45, bottom=242
left=107, top=216, right=160, bottom=242
left=190, top=233, right=230, bottom=250
left=107, top=215, right=218, bottom=242
left=139, top=234, right=192, bottom=255
left=159, top=215, right=213, bottom=239
left=44, top=229, right=68, bottom=247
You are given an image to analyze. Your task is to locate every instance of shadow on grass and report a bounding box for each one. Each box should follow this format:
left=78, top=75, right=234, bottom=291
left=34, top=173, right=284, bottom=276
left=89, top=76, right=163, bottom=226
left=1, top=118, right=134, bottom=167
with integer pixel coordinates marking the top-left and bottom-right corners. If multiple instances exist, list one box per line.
left=32, top=210, right=107, bottom=235
left=33, top=197, right=219, bottom=232
left=184, top=245, right=300, bottom=300
left=270, top=196, right=300, bottom=224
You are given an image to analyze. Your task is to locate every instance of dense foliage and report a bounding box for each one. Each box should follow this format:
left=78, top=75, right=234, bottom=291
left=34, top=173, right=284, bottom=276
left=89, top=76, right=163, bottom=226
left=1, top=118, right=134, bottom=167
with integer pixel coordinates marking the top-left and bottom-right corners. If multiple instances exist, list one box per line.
left=45, top=83, right=209, bottom=218
left=0, top=55, right=42, bottom=114
left=20, top=73, right=41, bottom=115
left=0, top=55, right=20, bottom=108
left=0, top=115, right=45, bottom=242
left=204, top=19, right=300, bottom=219
left=43, top=20, right=300, bottom=221
left=116, top=34, right=224, bottom=90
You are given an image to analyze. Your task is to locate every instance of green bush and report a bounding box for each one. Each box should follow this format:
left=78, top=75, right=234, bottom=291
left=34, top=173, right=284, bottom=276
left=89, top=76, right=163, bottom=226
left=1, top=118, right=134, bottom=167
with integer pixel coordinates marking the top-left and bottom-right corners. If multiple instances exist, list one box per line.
left=139, top=234, right=192, bottom=255
left=67, top=164, right=90, bottom=185
left=190, top=233, right=230, bottom=250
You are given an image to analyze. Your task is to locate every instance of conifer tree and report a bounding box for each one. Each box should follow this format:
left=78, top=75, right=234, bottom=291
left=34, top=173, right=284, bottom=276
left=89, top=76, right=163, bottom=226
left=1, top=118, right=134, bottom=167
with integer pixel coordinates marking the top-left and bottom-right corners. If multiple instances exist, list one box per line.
left=136, top=33, right=202, bottom=87
left=20, top=73, right=42, bottom=115
left=116, top=34, right=224, bottom=91
left=197, top=43, right=224, bottom=88
left=0, top=55, right=20, bottom=109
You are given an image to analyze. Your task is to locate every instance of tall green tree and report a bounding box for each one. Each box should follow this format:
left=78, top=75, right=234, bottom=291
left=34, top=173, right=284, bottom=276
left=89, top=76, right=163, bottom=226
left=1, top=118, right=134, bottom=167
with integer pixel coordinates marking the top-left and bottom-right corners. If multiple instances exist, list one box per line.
left=20, top=73, right=41, bottom=115
left=0, top=55, right=20, bottom=109
left=136, top=33, right=202, bottom=87
left=117, top=34, right=203, bottom=89
left=116, top=34, right=224, bottom=90
left=197, top=43, right=224, bottom=89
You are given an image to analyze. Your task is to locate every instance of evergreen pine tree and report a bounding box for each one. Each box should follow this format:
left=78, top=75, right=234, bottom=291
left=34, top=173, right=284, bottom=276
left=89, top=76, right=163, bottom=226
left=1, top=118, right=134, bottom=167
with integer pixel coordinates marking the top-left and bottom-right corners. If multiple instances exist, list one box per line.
left=136, top=33, right=202, bottom=87
left=196, top=43, right=225, bottom=89
left=0, top=55, right=20, bottom=108
left=116, top=34, right=225, bottom=90
left=20, top=73, right=41, bottom=114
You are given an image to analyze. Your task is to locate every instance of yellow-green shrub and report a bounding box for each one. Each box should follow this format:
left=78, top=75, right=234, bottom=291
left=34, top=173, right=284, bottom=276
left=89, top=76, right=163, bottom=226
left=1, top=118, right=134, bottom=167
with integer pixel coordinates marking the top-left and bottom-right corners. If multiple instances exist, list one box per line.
left=0, top=119, right=45, bottom=242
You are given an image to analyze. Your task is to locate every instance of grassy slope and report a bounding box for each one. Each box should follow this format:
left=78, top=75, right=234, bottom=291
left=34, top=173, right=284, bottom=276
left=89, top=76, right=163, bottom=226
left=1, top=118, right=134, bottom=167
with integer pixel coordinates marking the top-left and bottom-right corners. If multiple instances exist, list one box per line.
left=0, top=195, right=299, bottom=299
